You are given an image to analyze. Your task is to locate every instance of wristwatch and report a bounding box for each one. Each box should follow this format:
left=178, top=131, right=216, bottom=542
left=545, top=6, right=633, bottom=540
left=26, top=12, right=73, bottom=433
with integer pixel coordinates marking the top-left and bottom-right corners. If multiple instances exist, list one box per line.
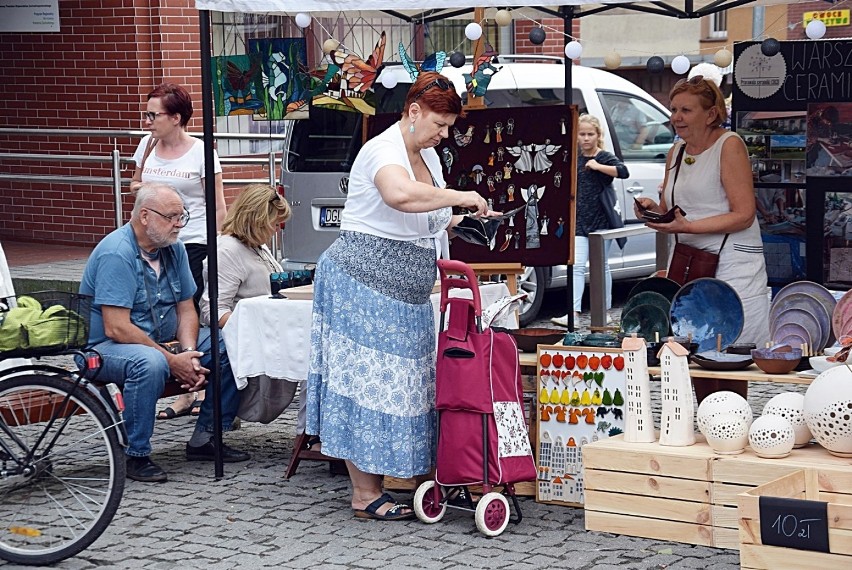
left=181, top=347, right=196, bottom=353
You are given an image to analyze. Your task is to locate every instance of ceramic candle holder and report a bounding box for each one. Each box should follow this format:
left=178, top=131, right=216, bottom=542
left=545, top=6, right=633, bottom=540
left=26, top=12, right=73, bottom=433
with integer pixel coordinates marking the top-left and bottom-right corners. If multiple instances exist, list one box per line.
left=696, top=390, right=753, bottom=434
left=804, top=365, right=852, bottom=457
left=762, top=392, right=811, bottom=448
left=701, top=412, right=751, bottom=455
left=748, top=415, right=795, bottom=458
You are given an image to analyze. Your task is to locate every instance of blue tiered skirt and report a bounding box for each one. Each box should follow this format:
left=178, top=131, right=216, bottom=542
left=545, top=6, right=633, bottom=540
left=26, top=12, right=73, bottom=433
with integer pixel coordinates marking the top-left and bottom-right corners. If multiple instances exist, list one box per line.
left=306, top=231, right=438, bottom=478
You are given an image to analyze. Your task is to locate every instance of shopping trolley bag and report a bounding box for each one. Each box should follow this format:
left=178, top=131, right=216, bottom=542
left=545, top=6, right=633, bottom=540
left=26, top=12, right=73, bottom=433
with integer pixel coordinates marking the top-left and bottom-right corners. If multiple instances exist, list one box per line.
left=434, top=260, right=536, bottom=487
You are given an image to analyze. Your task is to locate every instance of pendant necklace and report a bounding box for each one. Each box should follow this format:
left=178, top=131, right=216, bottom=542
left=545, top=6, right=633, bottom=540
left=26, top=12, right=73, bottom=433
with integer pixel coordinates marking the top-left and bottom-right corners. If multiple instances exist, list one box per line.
left=253, top=245, right=280, bottom=273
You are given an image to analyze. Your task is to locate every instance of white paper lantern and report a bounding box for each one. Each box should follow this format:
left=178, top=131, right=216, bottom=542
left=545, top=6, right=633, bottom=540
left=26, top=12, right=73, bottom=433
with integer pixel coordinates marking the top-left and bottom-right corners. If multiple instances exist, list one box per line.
left=465, top=22, right=483, bottom=41
left=294, top=12, right=311, bottom=29
left=564, top=41, right=583, bottom=60
left=806, top=19, right=826, bottom=40
left=714, top=48, right=733, bottom=68
left=671, top=55, right=691, bottom=75
left=494, top=9, right=512, bottom=27
left=322, top=38, right=340, bottom=54
left=379, top=71, right=398, bottom=89
left=603, top=51, right=621, bottom=70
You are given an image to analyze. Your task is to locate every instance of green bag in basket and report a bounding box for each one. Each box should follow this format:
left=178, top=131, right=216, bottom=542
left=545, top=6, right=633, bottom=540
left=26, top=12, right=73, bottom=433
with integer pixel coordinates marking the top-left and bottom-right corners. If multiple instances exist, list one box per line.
left=0, top=296, right=43, bottom=352
left=25, top=304, right=88, bottom=349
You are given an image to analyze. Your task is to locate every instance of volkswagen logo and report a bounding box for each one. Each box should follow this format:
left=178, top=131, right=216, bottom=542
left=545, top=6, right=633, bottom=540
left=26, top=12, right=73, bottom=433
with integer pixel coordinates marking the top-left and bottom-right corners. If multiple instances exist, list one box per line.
left=338, top=176, right=349, bottom=196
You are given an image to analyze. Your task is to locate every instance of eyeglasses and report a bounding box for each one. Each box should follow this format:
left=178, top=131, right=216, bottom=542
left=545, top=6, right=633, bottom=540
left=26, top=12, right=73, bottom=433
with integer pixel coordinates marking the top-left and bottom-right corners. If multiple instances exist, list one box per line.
left=145, top=206, right=190, bottom=227
left=674, top=75, right=705, bottom=88
left=269, top=190, right=283, bottom=205
left=142, top=111, right=169, bottom=122
left=411, top=78, right=454, bottom=103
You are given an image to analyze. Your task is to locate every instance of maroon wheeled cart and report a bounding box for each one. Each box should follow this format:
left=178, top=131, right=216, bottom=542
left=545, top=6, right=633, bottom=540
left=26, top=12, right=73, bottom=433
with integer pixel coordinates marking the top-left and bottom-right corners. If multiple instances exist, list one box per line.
left=413, top=260, right=536, bottom=536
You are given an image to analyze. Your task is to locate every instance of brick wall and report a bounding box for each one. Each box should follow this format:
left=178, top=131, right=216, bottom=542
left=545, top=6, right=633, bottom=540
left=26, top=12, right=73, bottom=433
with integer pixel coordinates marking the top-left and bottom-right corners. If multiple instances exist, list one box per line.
left=514, top=18, right=569, bottom=57
left=0, top=0, right=249, bottom=247
left=787, top=1, right=852, bottom=39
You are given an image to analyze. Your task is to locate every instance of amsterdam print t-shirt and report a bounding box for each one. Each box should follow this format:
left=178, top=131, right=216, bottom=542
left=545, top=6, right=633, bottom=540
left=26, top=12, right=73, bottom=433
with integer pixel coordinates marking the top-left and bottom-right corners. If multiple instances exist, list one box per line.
left=133, top=134, right=222, bottom=245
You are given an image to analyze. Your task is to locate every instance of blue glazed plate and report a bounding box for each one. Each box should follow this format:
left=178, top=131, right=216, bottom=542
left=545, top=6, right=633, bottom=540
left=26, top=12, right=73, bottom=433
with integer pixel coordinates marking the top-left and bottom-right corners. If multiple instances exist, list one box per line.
left=670, top=278, right=744, bottom=352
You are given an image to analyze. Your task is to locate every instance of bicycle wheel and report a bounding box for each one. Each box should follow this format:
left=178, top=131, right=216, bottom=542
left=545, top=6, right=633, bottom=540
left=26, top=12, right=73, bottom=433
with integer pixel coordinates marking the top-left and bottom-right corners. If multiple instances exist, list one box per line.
left=0, top=373, right=125, bottom=565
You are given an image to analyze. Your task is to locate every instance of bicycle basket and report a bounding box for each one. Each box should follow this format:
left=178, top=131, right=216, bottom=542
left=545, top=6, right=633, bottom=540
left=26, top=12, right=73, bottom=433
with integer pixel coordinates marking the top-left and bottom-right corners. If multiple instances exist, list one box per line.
left=0, top=290, right=92, bottom=359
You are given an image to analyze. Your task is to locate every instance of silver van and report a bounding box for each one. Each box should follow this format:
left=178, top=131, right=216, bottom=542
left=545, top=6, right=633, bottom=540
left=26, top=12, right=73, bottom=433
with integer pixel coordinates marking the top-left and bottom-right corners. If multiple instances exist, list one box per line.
left=280, top=56, right=674, bottom=324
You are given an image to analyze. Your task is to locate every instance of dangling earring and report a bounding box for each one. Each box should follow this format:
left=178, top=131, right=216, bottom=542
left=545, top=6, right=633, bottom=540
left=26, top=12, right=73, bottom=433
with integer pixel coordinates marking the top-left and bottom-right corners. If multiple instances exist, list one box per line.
left=409, top=121, right=415, bottom=134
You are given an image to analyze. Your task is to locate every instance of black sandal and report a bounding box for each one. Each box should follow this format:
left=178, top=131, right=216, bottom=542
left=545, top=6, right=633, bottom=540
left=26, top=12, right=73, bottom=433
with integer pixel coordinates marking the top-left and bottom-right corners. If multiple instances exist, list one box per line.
left=303, top=435, right=321, bottom=451
left=353, top=493, right=414, bottom=521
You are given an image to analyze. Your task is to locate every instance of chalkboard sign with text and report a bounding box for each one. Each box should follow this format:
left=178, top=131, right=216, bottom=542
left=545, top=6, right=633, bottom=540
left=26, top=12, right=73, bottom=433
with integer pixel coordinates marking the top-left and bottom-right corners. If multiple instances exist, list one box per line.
left=759, top=496, right=830, bottom=553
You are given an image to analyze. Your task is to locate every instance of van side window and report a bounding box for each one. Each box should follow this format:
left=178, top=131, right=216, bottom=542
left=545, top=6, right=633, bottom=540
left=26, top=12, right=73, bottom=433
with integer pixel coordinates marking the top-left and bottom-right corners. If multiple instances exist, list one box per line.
left=463, top=88, right=586, bottom=114
left=601, top=92, right=674, bottom=162
left=287, top=106, right=363, bottom=173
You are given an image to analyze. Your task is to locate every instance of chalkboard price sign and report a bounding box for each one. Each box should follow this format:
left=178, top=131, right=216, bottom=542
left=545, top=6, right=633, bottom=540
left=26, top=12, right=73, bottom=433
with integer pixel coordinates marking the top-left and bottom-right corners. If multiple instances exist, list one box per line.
left=759, top=496, right=830, bottom=553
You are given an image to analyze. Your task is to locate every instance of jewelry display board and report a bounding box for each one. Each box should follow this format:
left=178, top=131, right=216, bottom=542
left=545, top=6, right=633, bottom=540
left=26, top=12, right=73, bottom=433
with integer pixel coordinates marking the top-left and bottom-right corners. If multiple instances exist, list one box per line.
left=534, top=344, right=626, bottom=507
left=368, top=105, right=577, bottom=267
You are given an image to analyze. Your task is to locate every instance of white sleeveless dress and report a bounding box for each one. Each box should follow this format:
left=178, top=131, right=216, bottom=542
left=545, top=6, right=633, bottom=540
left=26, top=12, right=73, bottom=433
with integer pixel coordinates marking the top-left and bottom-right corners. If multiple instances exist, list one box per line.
left=662, top=131, right=770, bottom=346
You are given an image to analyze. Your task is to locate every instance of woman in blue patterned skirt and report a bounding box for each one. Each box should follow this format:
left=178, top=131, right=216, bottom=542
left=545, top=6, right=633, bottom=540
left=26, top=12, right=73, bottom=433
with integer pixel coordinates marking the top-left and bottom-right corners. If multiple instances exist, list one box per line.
left=306, top=71, right=489, bottom=520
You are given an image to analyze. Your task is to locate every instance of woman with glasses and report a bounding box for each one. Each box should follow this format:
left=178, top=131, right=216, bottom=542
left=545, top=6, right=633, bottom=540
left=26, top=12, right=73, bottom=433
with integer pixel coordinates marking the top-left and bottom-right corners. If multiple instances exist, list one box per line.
left=130, top=82, right=226, bottom=420
left=306, top=71, right=490, bottom=521
left=634, top=75, right=769, bottom=402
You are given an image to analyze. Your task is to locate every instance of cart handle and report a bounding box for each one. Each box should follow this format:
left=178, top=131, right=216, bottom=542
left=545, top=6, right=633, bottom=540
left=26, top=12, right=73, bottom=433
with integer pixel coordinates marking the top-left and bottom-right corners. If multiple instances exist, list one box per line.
left=437, top=259, right=482, bottom=316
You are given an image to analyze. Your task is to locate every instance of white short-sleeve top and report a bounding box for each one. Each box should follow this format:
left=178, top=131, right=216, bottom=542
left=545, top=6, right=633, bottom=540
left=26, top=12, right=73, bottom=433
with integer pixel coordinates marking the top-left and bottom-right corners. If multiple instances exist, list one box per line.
left=341, top=122, right=450, bottom=245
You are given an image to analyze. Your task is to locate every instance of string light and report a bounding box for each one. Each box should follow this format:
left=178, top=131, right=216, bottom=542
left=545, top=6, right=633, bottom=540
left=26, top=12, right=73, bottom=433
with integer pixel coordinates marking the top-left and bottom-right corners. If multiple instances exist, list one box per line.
left=806, top=19, right=826, bottom=40
left=671, top=55, right=690, bottom=75
left=465, top=22, right=483, bottom=41
left=564, top=41, right=583, bottom=60
left=294, top=12, right=311, bottom=29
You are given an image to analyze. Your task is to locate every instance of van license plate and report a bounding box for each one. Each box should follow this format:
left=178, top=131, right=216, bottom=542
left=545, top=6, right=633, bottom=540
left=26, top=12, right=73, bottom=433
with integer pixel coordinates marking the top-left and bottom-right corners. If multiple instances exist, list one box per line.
left=320, top=206, right=343, bottom=227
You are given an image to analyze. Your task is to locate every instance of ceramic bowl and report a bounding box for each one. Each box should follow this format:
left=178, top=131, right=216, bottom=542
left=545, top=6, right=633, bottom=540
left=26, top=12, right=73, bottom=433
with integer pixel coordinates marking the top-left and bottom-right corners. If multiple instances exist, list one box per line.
left=824, top=346, right=842, bottom=357
left=751, top=347, right=802, bottom=374
left=748, top=415, right=795, bottom=458
left=691, top=352, right=753, bottom=371
left=670, top=278, right=744, bottom=352
left=762, top=392, right=811, bottom=447
left=809, top=355, right=842, bottom=374
left=726, top=343, right=757, bottom=356
left=509, top=328, right=564, bottom=353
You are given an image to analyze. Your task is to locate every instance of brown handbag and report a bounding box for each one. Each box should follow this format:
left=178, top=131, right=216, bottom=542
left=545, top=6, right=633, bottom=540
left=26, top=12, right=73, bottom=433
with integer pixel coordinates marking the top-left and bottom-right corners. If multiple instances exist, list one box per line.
left=665, top=144, right=728, bottom=285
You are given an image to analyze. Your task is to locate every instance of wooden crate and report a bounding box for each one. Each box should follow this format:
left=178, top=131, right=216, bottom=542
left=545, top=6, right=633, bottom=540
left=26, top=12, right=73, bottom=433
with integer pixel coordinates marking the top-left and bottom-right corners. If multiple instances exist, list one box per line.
left=583, top=435, right=852, bottom=550
left=738, top=469, right=852, bottom=569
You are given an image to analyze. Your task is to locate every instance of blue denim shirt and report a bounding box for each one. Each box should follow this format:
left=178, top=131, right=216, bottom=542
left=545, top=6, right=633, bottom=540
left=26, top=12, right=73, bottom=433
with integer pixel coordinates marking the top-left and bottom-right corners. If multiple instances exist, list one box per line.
left=80, top=224, right=195, bottom=344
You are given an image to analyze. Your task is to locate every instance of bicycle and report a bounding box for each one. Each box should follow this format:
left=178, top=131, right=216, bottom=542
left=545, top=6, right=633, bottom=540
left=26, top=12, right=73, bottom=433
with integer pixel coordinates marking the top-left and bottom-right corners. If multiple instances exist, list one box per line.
left=0, top=291, right=126, bottom=566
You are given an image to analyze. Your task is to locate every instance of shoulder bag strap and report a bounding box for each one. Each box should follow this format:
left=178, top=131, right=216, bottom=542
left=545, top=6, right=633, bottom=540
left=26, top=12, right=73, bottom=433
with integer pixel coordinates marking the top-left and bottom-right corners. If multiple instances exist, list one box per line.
left=670, top=142, right=730, bottom=252
left=132, top=137, right=159, bottom=184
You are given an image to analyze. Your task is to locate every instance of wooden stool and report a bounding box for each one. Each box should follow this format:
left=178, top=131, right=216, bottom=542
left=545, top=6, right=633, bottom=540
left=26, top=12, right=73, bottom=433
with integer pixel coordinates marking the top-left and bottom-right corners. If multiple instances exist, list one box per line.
left=284, top=433, right=347, bottom=479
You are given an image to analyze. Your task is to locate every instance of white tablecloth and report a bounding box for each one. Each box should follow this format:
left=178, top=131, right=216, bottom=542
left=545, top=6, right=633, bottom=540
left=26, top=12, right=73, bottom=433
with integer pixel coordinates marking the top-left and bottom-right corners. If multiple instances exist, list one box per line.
left=223, top=282, right=515, bottom=389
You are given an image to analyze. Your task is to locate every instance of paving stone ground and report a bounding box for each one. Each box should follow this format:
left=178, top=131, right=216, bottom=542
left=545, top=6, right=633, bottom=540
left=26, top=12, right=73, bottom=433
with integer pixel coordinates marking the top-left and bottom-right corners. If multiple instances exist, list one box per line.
left=3, top=262, right=799, bottom=569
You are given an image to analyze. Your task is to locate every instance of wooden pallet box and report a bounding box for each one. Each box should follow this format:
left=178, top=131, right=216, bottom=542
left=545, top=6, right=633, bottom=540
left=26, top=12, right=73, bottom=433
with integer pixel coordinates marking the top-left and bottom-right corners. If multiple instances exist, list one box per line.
left=738, top=469, right=852, bottom=569
left=583, top=435, right=852, bottom=550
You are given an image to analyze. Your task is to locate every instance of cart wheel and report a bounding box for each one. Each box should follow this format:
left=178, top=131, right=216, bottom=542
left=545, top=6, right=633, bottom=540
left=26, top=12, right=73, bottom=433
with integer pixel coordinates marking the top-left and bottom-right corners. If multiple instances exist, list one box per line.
left=413, top=481, right=447, bottom=523
left=475, top=492, right=510, bottom=537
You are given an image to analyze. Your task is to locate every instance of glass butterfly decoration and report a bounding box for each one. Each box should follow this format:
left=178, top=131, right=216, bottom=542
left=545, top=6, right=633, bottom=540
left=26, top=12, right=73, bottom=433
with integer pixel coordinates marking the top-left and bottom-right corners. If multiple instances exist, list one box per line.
left=399, top=41, right=447, bottom=80
left=330, top=31, right=386, bottom=93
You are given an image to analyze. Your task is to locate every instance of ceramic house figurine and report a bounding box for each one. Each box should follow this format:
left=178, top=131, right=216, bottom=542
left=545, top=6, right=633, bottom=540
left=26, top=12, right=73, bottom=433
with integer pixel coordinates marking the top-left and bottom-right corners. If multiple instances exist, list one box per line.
left=621, top=335, right=655, bottom=443
left=658, top=339, right=696, bottom=446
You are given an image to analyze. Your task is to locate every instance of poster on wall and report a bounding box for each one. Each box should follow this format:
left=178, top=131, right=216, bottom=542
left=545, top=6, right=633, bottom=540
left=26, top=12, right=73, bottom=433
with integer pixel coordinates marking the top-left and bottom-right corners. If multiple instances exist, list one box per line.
left=806, top=102, right=852, bottom=177
left=369, top=105, right=577, bottom=267
left=535, top=345, right=626, bottom=507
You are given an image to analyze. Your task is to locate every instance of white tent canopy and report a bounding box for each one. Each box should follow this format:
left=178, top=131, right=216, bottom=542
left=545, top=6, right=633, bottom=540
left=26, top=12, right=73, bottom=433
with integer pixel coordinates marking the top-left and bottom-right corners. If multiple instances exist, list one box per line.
left=195, top=0, right=793, bottom=19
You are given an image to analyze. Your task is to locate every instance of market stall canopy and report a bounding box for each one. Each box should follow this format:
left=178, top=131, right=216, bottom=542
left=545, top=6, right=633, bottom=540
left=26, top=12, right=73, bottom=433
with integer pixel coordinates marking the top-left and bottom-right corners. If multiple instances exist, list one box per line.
left=195, top=0, right=798, bottom=20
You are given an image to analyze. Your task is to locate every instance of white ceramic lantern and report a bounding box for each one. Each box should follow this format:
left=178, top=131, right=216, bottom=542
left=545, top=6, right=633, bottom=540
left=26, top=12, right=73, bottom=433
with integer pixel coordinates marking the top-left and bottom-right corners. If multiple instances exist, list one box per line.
left=748, top=415, right=795, bottom=458
left=696, top=390, right=752, bottom=434
left=762, top=392, right=811, bottom=448
left=803, top=365, right=852, bottom=457
left=702, top=412, right=750, bottom=454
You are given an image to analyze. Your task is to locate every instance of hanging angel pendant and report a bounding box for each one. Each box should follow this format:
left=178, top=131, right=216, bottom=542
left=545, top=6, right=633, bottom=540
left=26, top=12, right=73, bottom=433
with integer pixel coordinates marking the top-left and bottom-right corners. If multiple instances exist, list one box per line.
left=555, top=217, right=565, bottom=238
left=483, top=123, right=491, bottom=144
left=554, top=171, right=562, bottom=188
left=507, top=184, right=516, bottom=202
left=506, top=118, right=515, bottom=135
left=540, top=215, right=549, bottom=236
left=560, top=117, right=567, bottom=135
left=497, top=147, right=505, bottom=162
left=494, top=121, right=503, bottom=143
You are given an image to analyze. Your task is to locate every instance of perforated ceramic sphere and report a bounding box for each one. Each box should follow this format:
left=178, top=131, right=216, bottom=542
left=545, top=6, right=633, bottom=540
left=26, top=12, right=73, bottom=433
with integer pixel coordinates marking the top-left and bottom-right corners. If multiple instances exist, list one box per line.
left=804, top=365, right=852, bottom=457
left=696, top=390, right=753, bottom=434
left=748, top=415, right=795, bottom=458
left=703, top=412, right=750, bottom=454
left=763, top=392, right=811, bottom=447
left=529, top=27, right=546, bottom=45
